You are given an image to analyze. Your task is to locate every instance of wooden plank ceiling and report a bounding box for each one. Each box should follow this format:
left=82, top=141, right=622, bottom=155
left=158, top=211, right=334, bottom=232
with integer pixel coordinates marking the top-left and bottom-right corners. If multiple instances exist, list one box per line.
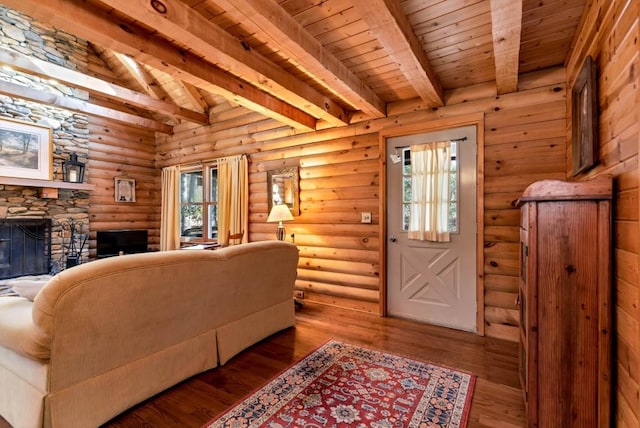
left=0, top=0, right=587, bottom=134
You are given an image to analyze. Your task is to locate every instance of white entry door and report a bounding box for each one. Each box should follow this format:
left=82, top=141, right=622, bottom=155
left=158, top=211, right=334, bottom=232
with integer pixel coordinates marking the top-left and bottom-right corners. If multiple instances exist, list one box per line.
left=386, top=125, right=477, bottom=332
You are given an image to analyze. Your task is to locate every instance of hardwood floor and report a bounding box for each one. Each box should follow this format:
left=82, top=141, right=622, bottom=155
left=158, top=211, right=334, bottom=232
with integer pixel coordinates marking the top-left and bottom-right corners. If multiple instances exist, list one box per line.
left=1, top=302, right=526, bottom=427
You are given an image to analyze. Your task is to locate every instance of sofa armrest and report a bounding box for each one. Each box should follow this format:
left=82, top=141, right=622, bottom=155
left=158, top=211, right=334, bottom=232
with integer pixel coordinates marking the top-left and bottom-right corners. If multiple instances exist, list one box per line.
left=0, top=297, right=48, bottom=359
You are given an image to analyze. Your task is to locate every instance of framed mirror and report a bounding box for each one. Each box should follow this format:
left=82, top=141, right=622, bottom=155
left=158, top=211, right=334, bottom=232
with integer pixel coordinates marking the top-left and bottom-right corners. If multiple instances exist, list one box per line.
left=267, top=167, right=299, bottom=216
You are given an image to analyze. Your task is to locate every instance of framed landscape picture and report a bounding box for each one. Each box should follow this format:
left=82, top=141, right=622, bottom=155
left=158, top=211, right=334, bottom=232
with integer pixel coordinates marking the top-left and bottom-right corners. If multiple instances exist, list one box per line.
left=0, top=118, right=52, bottom=180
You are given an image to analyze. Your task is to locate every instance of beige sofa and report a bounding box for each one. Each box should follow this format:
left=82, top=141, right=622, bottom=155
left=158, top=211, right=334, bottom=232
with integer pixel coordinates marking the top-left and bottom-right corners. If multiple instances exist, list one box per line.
left=0, top=240, right=298, bottom=428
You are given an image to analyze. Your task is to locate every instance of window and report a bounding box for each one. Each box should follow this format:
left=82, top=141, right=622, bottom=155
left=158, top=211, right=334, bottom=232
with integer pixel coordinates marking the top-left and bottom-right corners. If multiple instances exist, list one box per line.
left=401, top=143, right=459, bottom=233
left=180, top=164, right=218, bottom=241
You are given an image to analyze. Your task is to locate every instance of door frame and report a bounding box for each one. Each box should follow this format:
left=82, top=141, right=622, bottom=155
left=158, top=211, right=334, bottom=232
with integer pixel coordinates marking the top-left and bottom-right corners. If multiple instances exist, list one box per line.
left=378, top=113, right=486, bottom=335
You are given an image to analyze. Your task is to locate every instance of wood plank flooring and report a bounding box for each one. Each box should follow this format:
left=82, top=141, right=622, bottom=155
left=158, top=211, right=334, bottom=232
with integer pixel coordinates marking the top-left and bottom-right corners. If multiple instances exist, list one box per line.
left=1, top=302, right=526, bottom=427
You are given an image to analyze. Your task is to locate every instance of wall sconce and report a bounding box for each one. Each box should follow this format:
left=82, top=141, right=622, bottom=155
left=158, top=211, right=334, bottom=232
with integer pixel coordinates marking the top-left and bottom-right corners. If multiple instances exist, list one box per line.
left=63, top=153, right=85, bottom=183
left=267, top=204, right=294, bottom=241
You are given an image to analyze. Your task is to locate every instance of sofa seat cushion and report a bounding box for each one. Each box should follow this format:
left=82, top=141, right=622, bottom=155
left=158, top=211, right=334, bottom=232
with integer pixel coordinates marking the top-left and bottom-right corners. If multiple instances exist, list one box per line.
left=0, top=341, right=48, bottom=393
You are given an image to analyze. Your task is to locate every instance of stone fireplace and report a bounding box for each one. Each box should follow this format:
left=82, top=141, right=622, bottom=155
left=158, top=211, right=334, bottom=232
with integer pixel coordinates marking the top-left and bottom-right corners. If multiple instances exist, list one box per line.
left=0, top=184, right=90, bottom=272
left=0, top=218, right=51, bottom=279
left=0, top=5, right=91, bottom=272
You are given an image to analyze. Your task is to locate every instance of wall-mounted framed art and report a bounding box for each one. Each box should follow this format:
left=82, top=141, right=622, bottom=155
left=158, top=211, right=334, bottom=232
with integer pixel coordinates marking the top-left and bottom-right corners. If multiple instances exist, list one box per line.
left=115, top=177, right=136, bottom=202
left=571, top=55, right=598, bottom=176
left=0, top=118, right=52, bottom=180
left=267, top=166, right=299, bottom=216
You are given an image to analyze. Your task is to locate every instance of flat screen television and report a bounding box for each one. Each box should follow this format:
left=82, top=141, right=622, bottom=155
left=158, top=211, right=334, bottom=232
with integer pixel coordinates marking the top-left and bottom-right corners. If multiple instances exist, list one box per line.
left=96, top=229, right=148, bottom=258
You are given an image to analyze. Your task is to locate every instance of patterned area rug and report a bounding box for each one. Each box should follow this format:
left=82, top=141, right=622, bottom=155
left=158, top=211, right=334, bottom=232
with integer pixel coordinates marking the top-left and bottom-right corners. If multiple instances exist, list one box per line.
left=205, top=340, right=475, bottom=428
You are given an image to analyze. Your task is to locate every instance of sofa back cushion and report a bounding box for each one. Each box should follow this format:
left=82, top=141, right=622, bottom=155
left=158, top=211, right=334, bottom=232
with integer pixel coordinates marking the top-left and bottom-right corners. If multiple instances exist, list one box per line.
left=29, top=241, right=298, bottom=391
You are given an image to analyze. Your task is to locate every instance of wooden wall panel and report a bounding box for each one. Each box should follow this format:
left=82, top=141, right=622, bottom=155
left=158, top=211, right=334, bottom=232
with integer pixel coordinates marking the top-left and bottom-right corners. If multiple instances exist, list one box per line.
left=88, top=118, right=160, bottom=254
left=482, top=89, right=567, bottom=342
left=248, top=133, right=382, bottom=313
left=157, top=67, right=567, bottom=327
left=565, top=0, right=640, bottom=425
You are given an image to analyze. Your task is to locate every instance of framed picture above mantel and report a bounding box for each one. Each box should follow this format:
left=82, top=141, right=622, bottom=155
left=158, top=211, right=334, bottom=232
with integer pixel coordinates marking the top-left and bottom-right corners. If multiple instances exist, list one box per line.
left=0, top=118, right=52, bottom=181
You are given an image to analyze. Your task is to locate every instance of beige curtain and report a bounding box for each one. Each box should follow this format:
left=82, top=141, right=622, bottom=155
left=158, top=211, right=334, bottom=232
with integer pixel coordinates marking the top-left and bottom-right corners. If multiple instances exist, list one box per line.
left=408, top=141, right=452, bottom=242
left=160, top=165, right=181, bottom=251
left=218, top=154, right=249, bottom=246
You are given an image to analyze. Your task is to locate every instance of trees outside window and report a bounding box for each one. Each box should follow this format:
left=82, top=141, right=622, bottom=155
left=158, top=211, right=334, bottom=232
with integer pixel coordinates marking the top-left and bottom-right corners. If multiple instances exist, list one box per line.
left=180, top=165, right=218, bottom=241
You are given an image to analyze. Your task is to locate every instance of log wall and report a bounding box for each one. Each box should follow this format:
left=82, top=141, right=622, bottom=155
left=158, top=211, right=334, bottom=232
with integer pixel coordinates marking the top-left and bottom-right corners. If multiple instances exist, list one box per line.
left=85, top=48, right=161, bottom=254
left=566, top=0, right=640, bottom=425
left=88, top=118, right=160, bottom=254
left=157, top=67, right=568, bottom=339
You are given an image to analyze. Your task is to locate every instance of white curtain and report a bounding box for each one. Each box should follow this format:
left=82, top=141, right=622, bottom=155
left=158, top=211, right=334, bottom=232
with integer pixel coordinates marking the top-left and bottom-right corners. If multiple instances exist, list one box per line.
left=218, top=154, right=249, bottom=246
left=408, top=141, right=452, bottom=242
left=160, top=165, right=181, bottom=251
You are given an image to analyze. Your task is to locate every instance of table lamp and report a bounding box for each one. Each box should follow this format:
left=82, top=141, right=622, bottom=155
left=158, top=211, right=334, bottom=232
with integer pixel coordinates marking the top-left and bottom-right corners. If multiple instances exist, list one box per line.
left=267, top=204, right=294, bottom=240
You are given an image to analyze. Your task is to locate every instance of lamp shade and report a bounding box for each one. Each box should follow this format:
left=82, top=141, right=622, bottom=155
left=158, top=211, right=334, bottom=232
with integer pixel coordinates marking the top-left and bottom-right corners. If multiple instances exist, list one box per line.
left=267, top=204, right=294, bottom=223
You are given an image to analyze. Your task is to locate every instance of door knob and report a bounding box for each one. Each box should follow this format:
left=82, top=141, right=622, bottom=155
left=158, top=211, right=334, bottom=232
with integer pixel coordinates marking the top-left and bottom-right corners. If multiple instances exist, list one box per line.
left=390, top=236, right=397, bottom=242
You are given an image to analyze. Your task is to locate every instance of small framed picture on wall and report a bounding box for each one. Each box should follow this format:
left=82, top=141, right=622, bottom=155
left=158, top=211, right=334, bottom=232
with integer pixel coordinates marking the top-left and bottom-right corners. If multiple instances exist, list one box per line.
left=571, top=55, right=598, bottom=176
left=115, top=177, right=136, bottom=202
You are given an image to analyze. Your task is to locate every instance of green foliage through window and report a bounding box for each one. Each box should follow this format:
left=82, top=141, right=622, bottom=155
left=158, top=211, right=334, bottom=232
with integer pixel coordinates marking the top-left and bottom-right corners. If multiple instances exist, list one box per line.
left=180, top=165, right=218, bottom=241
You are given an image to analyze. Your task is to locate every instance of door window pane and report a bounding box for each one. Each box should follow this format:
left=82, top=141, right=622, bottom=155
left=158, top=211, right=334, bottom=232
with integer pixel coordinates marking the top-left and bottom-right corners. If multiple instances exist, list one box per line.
left=402, top=149, right=412, bottom=231
left=449, top=143, right=458, bottom=232
left=403, top=204, right=410, bottom=231
left=401, top=143, right=459, bottom=233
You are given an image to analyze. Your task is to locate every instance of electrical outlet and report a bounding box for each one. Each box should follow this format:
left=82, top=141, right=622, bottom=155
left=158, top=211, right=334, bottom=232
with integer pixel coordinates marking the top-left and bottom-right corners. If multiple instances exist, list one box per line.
left=295, top=290, right=305, bottom=299
left=361, top=212, right=372, bottom=223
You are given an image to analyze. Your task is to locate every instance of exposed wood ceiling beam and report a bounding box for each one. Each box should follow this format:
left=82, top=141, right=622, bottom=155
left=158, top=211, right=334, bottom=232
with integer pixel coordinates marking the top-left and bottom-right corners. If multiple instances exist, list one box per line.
left=88, top=93, right=161, bottom=120
left=0, top=80, right=173, bottom=134
left=97, top=48, right=180, bottom=124
left=1, top=0, right=317, bottom=131
left=354, top=0, right=444, bottom=107
left=213, top=0, right=387, bottom=119
left=134, top=62, right=209, bottom=114
left=153, top=73, right=211, bottom=113
left=99, top=0, right=349, bottom=127
left=490, top=0, right=523, bottom=94
left=111, top=52, right=169, bottom=101
left=179, top=81, right=210, bottom=113
left=0, top=46, right=208, bottom=125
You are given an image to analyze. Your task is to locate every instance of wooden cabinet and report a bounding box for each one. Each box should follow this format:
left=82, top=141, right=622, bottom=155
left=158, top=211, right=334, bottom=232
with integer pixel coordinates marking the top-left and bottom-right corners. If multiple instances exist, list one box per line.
left=518, top=176, right=612, bottom=427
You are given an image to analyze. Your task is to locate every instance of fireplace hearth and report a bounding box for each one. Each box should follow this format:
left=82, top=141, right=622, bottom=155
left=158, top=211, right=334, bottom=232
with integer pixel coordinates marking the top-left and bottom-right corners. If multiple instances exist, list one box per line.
left=0, top=219, right=52, bottom=280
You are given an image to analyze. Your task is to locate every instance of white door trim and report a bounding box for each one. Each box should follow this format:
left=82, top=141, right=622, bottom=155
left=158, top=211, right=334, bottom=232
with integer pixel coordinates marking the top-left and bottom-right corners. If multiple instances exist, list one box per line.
left=378, top=113, right=485, bottom=335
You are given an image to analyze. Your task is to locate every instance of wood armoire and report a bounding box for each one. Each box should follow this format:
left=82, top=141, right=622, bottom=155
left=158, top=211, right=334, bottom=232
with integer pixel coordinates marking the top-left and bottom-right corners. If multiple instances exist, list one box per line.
left=518, top=176, right=612, bottom=427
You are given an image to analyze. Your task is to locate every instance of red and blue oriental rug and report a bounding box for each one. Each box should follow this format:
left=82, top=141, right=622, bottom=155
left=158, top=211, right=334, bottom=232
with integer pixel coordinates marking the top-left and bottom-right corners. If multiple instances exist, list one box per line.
left=204, top=340, right=475, bottom=428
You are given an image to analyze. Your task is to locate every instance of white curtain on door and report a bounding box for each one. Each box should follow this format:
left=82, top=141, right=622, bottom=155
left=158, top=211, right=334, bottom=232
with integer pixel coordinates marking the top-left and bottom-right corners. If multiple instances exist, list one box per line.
left=218, top=154, right=248, bottom=246
left=160, top=165, right=181, bottom=251
left=408, top=141, right=452, bottom=242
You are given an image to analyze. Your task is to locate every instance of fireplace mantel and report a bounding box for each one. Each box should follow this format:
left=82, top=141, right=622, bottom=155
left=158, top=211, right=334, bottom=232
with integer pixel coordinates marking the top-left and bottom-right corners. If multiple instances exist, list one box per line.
left=0, top=177, right=95, bottom=191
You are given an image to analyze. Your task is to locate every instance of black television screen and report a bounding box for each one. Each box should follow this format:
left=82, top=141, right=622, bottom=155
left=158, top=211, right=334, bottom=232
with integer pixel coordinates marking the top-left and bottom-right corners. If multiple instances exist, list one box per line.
left=96, top=229, right=148, bottom=258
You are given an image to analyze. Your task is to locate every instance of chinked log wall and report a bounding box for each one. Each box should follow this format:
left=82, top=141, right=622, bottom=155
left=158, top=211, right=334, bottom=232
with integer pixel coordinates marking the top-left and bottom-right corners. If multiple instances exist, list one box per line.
left=565, top=0, right=640, bottom=425
left=156, top=66, right=567, bottom=341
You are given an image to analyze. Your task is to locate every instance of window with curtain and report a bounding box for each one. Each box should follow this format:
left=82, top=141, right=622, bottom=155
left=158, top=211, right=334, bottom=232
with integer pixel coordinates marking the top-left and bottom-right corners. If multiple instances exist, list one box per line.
left=179, top=163, right=218, bottom=242
left=402, top=141, right=457, bottom=242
